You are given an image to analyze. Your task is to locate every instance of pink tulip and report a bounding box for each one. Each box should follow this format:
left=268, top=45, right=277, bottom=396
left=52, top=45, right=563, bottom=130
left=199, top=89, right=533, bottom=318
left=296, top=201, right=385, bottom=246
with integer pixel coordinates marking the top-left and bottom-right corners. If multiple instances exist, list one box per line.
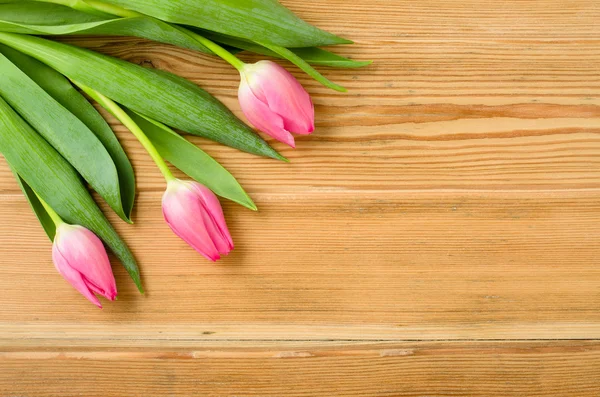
left=238, top=60, right=314, bottom=148
left=162, top=179, right=234, bottom=261
left=52, top=224, right=117, bottom=308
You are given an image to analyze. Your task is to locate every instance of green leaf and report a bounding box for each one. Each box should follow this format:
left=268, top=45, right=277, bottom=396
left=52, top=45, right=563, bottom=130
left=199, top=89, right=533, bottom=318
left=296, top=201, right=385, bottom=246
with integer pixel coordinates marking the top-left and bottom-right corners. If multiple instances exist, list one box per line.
left=0, top=2, right=365, bottom=68
left=0, top=32, right=284, bottom=161
left=271, top=48, right=371, bottom=69
left=16, top=0, right=114, bottom=17
left=0, top=45, right=133, bottom=223
left=101, top=0, right=351, bottom=48
left=0, top=1, right=105, bottom=23
left=0, top=2, right=213, bottom=54
left=9, top=164, right=57, bottom=241
left=206, top=32, right=371, bottom=69
left=128, top=110, right=257, bottom=211
left=0, top=96, right=142, bottom=292
left=0, top=43, right=136, bottom=220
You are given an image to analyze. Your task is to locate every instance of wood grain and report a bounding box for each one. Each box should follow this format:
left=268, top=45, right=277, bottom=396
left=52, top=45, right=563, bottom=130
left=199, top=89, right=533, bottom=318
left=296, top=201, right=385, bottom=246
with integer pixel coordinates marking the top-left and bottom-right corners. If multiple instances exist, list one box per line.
left=2, top=342, right=600, bottom=396
left=0, top=0, right=599, bottom=395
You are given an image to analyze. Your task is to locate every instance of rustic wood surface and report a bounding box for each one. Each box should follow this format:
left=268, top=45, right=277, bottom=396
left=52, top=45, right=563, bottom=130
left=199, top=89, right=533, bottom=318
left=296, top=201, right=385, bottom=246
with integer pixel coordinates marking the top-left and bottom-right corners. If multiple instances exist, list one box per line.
left=1, top=0, right=599, bottom=395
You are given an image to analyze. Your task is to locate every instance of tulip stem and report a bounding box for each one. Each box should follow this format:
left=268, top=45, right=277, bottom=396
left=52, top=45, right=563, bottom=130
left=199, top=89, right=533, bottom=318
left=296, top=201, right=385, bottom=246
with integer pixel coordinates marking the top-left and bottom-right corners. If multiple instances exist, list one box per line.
left=36, top=195, right=65, bottom=228
left=180, top=28, right=246, bottom=71
left=73, top=81, right=176, bottom=183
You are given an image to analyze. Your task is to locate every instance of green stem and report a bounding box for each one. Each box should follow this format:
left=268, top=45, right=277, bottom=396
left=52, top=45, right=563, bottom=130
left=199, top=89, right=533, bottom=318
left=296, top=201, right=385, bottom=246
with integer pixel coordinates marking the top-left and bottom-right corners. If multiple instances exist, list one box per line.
left=179, top=28, right=246, bottom=71
left=73, top=81, right=176, bottom=182
left=36, top=195, right=65, bottom=228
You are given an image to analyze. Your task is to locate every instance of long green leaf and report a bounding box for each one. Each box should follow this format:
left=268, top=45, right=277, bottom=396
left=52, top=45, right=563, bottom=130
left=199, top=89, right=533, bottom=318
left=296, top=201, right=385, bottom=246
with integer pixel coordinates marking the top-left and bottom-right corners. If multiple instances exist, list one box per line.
left=128, top=111, right=257, bottom=211
left=15, top=0, right=113, bottom=16
left=0, top=2, right=213, bottom=53
left=0, top=32, right=284, bottom=160
left=0, top=2, right=361, bottom=69
left=0, top=1, right=105, bottom=23
left=286, top=48, right=372, bottom=69
left=10, top=164, right=57, bottom=241
left=0, top=96, right=142, bottom=292
left=206, top=32, right=371, bottom=69
left=101, top=0, right=350, bottom=48
left=0, top=43, right=136, bottom=220
left=0, top=46, right=132, bottom=223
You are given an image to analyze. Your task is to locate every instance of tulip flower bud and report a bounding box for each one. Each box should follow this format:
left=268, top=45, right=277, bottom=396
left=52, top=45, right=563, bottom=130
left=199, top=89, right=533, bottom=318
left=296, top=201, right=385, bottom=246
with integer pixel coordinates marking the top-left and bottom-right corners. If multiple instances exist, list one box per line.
left=52, top=224, right=117, bottom=308
left=162, top=179, right=234, bottom=261
left=238, top=60, right=315, bottom=148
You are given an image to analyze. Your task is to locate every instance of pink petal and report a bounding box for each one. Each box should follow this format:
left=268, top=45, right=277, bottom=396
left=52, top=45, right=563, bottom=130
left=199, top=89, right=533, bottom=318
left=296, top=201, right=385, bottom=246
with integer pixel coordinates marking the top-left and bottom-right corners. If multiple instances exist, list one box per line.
left=248, top=61, right=314, bottom=135
left=84, top=276, right=116, bottom=302
left=192, top=184, right=234, bottom=253
left=239, top=77, right=296, bottom=147
left=200, top=210, right=229, bottom=254
left=52, top=246, right=102, bottom=308
left=163, top=183, right=221, bottom=261
left=53, top=225, right=116, bottom=301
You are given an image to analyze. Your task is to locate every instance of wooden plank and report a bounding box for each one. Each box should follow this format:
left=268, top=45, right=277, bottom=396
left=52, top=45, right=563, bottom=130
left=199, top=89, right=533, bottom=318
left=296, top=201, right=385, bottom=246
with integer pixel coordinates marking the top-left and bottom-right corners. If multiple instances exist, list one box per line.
left=0, top=190, right=598, bottom=339
left=2, top=114, right=599, bottom=193
left=4, top=322, right=600, bottom=349
left=1, top=341, right=599, bottom=396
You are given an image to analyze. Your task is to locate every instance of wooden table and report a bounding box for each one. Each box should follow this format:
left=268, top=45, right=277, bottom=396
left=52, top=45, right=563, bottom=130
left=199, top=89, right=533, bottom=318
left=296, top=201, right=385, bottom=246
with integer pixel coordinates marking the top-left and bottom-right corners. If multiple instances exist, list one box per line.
left=1, top=0, right=599, bottom=395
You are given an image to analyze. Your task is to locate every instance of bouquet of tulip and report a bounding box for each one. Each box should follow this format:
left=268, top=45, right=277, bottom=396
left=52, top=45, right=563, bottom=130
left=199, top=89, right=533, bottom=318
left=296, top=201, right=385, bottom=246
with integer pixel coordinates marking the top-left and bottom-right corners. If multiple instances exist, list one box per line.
left=0, top=0, right=368, bottom=307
